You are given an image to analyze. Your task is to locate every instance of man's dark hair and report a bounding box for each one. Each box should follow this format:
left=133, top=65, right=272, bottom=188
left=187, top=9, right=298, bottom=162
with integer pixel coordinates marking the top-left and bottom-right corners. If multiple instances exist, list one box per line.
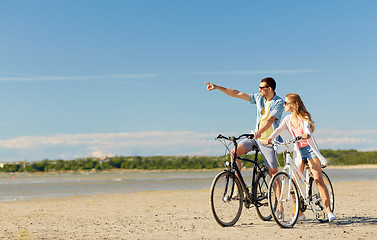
left=261, top=77, right=276, bottom=91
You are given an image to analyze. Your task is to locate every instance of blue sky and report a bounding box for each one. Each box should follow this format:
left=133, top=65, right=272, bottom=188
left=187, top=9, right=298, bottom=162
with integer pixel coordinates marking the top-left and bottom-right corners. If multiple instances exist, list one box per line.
left=0, top=0, right=376, bottom=162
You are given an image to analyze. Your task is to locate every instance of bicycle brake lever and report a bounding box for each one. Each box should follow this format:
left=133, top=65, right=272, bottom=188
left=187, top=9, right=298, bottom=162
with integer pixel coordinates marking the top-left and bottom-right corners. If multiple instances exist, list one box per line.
left=243, top=133, right=254, bottom=139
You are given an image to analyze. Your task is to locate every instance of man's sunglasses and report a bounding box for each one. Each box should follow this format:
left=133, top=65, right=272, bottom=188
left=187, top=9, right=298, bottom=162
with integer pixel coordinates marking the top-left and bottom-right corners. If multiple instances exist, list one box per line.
left=259, top=86, right=270, bottom=89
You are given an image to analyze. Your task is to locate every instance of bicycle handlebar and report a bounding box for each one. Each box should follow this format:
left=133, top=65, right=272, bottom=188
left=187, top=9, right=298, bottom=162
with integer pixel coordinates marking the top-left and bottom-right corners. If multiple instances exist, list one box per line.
left=269, top=136, right=302, bottom=147
left=215, top=133, right=254, bottom=142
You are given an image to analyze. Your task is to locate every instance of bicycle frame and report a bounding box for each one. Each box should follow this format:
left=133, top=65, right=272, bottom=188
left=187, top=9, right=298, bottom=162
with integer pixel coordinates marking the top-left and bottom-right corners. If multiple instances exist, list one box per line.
left=229, top=137, right=267, bottom=204
left=282, top=151, right=309, bottom=200
left=280, top=146, right=323, bottom=215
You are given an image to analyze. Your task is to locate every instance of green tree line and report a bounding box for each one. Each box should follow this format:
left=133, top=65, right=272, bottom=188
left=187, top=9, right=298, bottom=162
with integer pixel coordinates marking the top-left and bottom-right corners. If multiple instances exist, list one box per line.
left=1, top=149, right=376, bottom=173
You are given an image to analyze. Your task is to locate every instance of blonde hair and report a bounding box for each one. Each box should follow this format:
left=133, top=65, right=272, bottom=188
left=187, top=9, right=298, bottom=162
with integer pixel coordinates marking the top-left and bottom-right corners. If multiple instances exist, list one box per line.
left=286, top=93, right=315, bottom=132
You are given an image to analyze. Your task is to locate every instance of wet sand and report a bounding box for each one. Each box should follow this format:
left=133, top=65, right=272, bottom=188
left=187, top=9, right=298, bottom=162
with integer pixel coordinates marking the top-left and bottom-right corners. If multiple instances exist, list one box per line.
left=1, top=180, right=376, bottom=239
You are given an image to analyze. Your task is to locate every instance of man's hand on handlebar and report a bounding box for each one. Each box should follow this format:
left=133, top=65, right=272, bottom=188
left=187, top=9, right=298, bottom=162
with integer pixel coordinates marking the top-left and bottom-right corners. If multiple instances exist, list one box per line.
left=262, top=138, right=272, bottom=145
left=253, top=131, right=261, bottom=139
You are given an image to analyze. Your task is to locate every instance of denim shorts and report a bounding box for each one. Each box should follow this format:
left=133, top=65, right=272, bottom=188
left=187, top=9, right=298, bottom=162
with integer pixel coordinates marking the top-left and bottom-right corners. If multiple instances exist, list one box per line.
left=299, top=145, right=318, bottom=160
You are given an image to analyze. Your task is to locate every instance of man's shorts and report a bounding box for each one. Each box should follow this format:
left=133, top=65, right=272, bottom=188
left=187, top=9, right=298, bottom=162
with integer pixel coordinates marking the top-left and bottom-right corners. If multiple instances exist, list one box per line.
left=238, top=138, right=278, bottom=169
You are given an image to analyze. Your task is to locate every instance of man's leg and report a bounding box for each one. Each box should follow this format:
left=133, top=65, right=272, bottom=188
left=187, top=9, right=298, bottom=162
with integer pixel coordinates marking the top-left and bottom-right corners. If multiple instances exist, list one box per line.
left=232, top=138, right=257, bottom=172
left=255, top=141, right=283, bottom=212
left=229, top=144, right=248, bottom=198
left=268, top=167, right=278, bottom=177
left=231, top=144, right=247, bottom=172
left=255, top=140, right=279, bottom=173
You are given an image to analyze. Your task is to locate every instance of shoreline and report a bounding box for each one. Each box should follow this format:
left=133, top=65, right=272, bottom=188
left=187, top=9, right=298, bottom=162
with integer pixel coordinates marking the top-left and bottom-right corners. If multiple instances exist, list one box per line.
left=1, top=164, right=377, bottom=176
left=3, top=177, right=377, bottom=204
left=9, top=178, right=377, bottom=200
left=325, top=164, right=377, bottom=169
left=1, top=167, right=376, bottom=204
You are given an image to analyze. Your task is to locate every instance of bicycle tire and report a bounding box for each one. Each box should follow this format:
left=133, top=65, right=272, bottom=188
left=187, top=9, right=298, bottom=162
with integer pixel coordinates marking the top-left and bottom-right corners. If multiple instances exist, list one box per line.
left=210, top=171, right=243, bottom=227
left=322, top=171, right=335, bottom=212
left=269, top=172, right=299, bottom=228
left=254, top=171, right=272, bottom=221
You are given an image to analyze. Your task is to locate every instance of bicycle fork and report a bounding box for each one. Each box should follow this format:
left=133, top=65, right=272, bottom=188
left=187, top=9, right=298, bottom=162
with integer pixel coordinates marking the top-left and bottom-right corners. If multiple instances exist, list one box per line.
left=222, top=171, right=237, bottom=202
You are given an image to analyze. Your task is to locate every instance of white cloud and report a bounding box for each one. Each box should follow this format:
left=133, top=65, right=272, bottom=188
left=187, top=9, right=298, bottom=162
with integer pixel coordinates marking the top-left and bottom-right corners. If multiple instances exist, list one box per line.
left=316, top=129, right=377, bottom=137
left=314, top=129, right=377, bottom=150
left=317, top=137, right=374, bottom=145
left=194, top=69, right=321, bottom=75
left=91, top=150, right=113, bottom=159
left=0, top=131, right=221, bottom=161
left=0, top=129, right=375, bottom=162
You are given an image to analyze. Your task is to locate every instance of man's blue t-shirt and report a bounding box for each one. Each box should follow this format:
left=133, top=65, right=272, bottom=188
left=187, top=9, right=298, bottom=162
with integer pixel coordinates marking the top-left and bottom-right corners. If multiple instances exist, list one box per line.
left=249, top=93, right=284, bottom=141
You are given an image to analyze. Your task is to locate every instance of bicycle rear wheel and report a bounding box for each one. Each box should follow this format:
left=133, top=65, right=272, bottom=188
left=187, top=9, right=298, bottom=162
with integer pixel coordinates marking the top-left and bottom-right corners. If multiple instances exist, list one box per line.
left=310, top=179, right=327, bottom=222
left=322, top=171, right=334, bottom=212
left=269, top=172, right=299, bottom=228
left=254, top=171, right=272, bottom=221
left=210, top=171, right=243, bottom=227
left=311, top=171, right=334, bottom=222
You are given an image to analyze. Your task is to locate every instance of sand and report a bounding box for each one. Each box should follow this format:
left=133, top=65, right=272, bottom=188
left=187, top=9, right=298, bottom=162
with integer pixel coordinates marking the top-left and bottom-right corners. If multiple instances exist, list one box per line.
left=0, top=180, right=376, bottom=240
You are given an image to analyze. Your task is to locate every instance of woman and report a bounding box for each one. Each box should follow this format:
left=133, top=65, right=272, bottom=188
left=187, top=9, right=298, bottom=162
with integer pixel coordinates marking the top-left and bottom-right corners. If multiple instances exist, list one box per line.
left=264, top=93, right=336, bottom=222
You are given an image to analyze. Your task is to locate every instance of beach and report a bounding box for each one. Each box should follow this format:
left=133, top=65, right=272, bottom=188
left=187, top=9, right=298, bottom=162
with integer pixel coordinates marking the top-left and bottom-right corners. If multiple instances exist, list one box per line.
left=0, top=180, right=376, bottom=239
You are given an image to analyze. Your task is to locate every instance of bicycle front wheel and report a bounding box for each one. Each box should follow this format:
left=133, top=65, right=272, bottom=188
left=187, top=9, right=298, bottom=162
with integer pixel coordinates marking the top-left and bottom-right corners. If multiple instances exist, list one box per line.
left=254, top=171, right=272, bottom=221
left=269, top=172, right=299, bottom=228
left=210, top=171, right=243, bottom=227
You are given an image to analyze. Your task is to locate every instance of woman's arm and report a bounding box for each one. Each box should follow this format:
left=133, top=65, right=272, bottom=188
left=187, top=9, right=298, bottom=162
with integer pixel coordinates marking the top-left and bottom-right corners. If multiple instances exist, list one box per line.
left=301, top=119, right=312, bottom=139
left=263, top=115, right=290, bottom=144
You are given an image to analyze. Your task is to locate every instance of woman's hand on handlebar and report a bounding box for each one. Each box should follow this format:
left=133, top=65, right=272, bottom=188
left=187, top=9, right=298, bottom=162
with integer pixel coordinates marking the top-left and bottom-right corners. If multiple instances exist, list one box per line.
left=302, top=133, right=311, bottom=140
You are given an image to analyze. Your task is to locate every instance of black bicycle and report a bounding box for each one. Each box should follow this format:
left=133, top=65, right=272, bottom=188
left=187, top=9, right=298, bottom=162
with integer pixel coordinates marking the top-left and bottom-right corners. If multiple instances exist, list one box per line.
left=210, top=133, right=272, bottom=227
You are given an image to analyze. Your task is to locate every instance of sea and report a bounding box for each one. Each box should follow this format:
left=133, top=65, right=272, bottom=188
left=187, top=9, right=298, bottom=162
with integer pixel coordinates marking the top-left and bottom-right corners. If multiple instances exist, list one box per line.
left=1, top=168, right=376, bottom=202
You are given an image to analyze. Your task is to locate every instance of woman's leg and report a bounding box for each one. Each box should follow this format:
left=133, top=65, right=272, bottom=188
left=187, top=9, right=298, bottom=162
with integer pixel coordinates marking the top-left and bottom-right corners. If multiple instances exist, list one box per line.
left=308, top=158, right=332, bottom=213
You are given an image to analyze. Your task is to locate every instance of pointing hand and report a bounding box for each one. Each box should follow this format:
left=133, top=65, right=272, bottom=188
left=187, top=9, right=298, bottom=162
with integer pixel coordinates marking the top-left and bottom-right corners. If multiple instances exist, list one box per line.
left=204, top=82, right=216, bottom=91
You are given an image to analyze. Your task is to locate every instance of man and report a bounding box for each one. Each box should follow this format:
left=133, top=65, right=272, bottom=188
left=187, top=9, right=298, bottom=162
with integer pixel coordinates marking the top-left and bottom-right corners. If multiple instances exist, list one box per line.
left=204, top=77, right=284, bottom=177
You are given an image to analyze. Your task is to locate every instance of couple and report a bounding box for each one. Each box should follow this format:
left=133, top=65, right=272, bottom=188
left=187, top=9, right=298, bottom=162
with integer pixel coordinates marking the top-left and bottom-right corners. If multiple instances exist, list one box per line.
left=204, top=78, right=336, bottom=222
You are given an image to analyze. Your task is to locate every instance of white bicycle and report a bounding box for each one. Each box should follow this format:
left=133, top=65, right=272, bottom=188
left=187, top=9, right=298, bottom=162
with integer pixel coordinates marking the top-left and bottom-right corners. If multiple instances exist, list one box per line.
left=268, top=137, right=334, bottom=228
